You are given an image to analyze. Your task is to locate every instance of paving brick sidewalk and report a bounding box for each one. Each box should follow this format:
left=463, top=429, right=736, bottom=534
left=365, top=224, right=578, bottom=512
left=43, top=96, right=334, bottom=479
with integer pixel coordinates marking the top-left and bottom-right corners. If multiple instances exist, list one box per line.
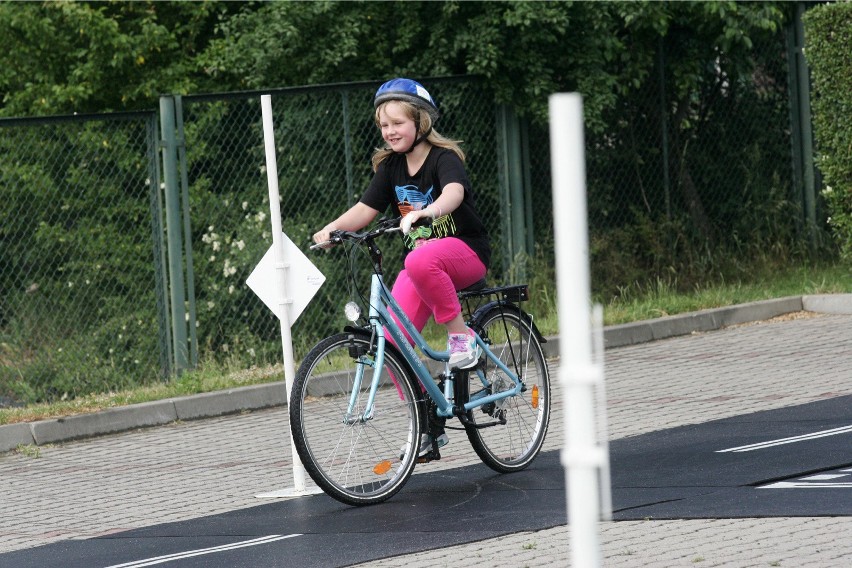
left=1, top=304, right=851, bottom=566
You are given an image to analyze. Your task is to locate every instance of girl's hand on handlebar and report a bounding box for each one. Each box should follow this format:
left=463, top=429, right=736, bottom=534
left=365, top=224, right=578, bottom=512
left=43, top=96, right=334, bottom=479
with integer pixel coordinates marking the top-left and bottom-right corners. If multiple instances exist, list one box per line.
left=312, top=225, right=336, bottom=249
left=400, top=209, right=434, bottom=235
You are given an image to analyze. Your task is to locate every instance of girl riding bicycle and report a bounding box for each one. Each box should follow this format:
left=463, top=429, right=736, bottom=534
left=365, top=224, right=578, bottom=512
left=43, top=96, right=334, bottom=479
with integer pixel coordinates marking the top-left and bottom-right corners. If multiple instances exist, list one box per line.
left=300, top=84, right=548, bottom=495
left=313, top=78, right=492, bottom=373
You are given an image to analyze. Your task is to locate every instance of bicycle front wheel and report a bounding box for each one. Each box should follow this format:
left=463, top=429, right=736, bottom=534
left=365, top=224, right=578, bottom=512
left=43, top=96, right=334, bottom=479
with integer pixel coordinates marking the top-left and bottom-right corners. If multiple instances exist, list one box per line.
left=464, top=307, right=551, bottom=473
left=290, top=332, right=423, bottom=506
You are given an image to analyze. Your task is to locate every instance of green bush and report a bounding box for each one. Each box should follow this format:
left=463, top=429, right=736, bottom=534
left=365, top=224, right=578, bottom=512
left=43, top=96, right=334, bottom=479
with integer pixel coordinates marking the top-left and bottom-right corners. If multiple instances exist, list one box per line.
left=804, top=3, right=852, bottom=260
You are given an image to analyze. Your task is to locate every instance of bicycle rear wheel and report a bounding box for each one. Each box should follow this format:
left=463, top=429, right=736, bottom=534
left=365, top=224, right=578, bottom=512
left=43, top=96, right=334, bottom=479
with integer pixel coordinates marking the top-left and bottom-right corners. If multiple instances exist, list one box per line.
left=290, top=332, right=422, bottom=506
left=464, top=307, right=550, bottom=473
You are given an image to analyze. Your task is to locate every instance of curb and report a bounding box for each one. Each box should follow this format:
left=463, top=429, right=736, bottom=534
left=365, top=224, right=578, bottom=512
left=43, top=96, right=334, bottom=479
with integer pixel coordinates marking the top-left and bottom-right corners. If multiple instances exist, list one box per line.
left=601, top=296, right=805, bottom=350
left=2, top=294, right=850, bottom=453
left=1, top=383, right=289, bottom=453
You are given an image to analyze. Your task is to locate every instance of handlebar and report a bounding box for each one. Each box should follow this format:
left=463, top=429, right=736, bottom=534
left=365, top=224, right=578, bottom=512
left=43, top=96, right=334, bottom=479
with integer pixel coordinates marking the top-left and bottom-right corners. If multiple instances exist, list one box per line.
left=309, top=216, right=430, bottom=250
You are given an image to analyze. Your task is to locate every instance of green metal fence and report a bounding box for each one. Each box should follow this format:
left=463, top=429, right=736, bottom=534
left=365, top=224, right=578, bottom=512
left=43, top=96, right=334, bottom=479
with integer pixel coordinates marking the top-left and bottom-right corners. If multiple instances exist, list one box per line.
left=0, top=112, right=169, bottom=404
left=0, top=26, right=819, bottom=405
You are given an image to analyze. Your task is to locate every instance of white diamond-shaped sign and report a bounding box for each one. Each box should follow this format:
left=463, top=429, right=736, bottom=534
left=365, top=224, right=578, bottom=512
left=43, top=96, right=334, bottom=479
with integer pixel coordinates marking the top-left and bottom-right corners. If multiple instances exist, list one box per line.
left=246, top=232, right=325, bottom=324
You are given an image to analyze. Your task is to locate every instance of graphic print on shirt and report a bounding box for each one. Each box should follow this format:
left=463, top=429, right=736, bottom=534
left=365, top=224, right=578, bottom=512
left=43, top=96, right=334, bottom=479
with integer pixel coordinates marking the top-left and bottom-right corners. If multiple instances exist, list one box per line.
left=395, top=184, right=457, bottom=249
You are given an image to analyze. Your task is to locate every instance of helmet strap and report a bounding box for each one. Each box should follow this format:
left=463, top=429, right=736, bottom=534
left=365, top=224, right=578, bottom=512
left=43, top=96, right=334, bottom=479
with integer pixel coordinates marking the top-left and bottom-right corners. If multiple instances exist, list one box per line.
left=405, top=126, right=432, bottom=154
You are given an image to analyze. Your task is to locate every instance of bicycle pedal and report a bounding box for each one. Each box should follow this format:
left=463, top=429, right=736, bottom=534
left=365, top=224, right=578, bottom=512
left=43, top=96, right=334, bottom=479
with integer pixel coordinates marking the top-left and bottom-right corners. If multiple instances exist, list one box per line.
left=416, top=449, right=441, bottom=463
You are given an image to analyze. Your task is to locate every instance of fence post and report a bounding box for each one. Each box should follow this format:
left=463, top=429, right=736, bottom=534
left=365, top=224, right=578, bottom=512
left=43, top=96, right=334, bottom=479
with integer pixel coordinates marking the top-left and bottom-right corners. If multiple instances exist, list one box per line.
left=342, top=90, right=356, bottom=208
left=786, top=2, right=818, bottom=252
left=657, top=36, right=672, bottom=222
left=520, top=117, right=535, bottom=257
left=174, top=95, right=199, bottom=368
left=496, top=104, right=529, bottom=279
left=159, top=95, right=190, bottom=374
left=147, top=113, right=173, bottom=378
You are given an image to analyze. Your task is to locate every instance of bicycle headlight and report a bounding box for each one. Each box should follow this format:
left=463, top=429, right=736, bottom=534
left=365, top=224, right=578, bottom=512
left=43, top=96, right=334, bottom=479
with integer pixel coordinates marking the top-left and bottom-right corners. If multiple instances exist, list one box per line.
left=344, top=301, right=362, bottom=322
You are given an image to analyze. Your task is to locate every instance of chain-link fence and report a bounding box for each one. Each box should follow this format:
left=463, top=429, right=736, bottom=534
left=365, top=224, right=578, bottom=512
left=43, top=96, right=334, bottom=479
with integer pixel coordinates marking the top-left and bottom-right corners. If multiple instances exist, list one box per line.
left=1, top=27, right=819, bottom=406
left=175, top=78, right=510, bottom=373
left=526, top=30, right=808, bottom=294
left=0, top=112, right=169, bottom=404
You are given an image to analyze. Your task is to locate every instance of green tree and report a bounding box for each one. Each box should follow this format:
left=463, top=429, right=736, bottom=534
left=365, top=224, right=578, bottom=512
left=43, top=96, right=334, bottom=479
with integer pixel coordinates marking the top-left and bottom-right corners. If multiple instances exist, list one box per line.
left=201, top=1, right=622, bottom=129
left=200, top=1, right=785, bottom=131
left=0, top=1, right=233, bottom=116
left=1, top=1, right=789, bottom=139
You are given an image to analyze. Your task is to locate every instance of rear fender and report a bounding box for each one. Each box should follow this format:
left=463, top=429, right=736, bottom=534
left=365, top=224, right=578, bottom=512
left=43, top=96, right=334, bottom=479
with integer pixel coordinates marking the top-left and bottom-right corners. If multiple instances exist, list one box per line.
left=468, top=301, right=547, bottom=344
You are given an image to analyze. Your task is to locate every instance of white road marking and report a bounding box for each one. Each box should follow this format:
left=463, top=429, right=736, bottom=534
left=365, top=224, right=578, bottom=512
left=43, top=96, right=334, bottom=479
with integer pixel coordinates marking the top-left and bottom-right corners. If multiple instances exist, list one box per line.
left=716, top=424, right=852, bottom=453
left=760, top=470, right=852, bottom=489
left=760, top=481, right=852, bottom=489
left=102, top=534, right=302, bottom=567
left=800, top=473, right=848, bottom=481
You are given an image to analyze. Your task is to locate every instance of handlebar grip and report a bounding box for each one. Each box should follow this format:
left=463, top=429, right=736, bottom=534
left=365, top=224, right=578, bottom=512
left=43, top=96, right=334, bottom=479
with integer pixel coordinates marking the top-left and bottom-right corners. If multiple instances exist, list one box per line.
left=310, top=231, right=345, bottom=250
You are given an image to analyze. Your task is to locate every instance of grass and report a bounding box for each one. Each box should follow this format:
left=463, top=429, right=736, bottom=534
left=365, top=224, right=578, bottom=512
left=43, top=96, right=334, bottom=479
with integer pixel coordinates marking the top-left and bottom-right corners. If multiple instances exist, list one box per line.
left=527, top=261, right=850, bottom=336
left=15, top=444, right=41, bottom=458
left=0, top=262, right=848, bottom=426
left=599, top=262, right=851, bottom=327
left=0, top=361, right=283, bottom=426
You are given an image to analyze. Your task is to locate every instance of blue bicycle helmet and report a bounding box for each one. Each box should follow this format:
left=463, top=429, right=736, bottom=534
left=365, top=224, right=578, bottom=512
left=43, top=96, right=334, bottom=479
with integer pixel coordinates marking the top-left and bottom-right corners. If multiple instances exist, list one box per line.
left=373, top=78, right=439, bottom=121
left=374, top=78, right=439, bottom=153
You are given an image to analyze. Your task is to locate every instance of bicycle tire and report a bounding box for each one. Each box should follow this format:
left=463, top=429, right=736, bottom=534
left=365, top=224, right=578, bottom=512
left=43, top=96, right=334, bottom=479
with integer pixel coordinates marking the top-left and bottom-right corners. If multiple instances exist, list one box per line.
left=463, top=307, right=551, bottom=473
left=290, top=332, right=423, bottom=506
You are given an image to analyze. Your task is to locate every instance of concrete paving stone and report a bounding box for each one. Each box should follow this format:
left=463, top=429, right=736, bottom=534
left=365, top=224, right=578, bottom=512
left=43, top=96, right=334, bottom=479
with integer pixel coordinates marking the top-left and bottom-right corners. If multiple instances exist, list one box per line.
left=803, top=293, right=852, bottom=314
left=603, top=296, right=804, bottom=349
left=603, top=321, right=655, bottom=348
left=1, top=295, right=843, bottom=453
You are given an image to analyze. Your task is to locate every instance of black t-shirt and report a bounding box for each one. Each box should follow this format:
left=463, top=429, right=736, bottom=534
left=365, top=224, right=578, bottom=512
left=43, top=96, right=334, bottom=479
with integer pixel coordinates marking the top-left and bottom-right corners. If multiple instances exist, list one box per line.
left=360, top=148, right=491, bottom=268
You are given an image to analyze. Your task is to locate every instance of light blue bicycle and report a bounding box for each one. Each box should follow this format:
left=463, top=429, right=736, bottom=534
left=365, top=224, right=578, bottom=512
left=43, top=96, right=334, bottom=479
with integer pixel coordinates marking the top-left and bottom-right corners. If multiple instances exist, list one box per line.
left=290, top=217, right=551, bottom=505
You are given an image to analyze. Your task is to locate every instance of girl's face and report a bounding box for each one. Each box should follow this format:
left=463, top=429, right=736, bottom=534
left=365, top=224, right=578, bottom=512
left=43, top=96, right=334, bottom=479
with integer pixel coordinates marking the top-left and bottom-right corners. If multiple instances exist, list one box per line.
left=378, top=102, right=417, bottom=152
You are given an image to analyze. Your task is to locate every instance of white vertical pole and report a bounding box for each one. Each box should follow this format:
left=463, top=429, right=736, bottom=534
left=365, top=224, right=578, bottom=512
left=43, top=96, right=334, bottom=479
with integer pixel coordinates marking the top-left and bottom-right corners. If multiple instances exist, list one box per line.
left=550, top=93, right=604, bottom=567
left=260, top=94, right=307, bottom=492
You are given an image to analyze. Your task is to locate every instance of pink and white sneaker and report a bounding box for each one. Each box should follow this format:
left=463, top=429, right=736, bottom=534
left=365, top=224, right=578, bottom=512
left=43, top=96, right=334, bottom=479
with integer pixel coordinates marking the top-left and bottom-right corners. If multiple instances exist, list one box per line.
left=447, top=329, right=481, bottom=369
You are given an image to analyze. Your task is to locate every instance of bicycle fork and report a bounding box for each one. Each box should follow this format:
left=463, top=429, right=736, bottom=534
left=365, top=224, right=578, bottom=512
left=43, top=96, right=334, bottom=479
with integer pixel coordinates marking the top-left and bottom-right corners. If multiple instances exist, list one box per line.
left=342, top=332, right=388, bottom=425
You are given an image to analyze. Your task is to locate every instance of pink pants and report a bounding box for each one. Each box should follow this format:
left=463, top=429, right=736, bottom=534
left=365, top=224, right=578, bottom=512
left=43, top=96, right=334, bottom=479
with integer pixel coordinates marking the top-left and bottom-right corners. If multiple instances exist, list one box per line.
left=389, top=237, right=486, bottom=344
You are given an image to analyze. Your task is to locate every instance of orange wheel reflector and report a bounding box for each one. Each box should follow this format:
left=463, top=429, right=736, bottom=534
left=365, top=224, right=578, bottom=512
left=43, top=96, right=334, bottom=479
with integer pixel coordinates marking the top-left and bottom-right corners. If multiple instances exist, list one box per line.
left=373, top=460, right=392, bottom=475
left=531, top=384, right=540, bottom=409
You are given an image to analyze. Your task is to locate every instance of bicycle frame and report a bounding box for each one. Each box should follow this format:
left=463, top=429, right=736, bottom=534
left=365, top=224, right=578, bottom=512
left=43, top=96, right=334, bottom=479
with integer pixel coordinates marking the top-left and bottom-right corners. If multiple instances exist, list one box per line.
left=348, top=270, right=524, bottom=421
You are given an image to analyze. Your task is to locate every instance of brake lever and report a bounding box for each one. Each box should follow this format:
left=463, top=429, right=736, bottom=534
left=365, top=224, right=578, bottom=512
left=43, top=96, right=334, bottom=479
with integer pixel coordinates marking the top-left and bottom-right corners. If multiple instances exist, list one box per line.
left=376, top=216, right=402, bottom=231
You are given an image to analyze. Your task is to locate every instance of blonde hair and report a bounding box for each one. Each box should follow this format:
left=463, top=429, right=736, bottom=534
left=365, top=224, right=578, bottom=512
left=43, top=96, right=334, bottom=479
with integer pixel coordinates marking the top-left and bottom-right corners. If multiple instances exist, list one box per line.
left=371, top=100, right=465, bottom=172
